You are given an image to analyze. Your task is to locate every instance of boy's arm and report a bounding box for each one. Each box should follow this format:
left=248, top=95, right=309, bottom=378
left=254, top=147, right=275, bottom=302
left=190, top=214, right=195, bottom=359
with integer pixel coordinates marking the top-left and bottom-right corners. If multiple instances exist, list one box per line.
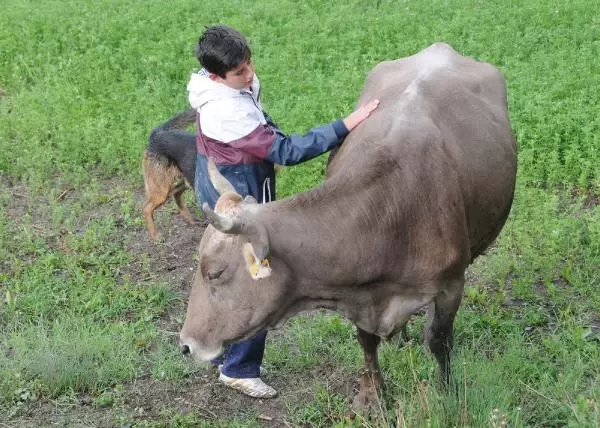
left=267, top=120, right=349, bottom=165
left=230, top=120, right=348, bottom=166
left=227, top=100, right=379, bottom=165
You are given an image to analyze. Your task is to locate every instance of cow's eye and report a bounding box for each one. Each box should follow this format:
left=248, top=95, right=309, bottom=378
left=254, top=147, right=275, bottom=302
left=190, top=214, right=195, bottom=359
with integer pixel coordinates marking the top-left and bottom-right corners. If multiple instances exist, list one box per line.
left=207, top=267, right=225, bottom=280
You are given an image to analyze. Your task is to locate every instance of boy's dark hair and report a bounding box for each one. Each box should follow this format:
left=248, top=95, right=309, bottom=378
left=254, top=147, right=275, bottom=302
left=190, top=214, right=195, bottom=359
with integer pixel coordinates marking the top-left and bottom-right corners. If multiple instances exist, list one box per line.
left=196, top=25, right=252, bottom=78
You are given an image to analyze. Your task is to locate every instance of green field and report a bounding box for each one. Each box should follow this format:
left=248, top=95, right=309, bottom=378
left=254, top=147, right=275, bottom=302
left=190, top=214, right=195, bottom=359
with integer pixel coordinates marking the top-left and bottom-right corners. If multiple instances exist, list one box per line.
left=1, top=0, right=599, bottom=426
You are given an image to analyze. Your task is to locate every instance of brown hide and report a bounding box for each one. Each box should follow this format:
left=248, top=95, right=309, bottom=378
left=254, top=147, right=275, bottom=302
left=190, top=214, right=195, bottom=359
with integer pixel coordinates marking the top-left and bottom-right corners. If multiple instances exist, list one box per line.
left=180, top=43, right=517, bottom=363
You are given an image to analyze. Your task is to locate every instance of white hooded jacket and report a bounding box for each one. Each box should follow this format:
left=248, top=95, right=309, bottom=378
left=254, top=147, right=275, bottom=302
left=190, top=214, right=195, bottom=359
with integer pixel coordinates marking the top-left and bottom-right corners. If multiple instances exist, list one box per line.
left=186, top=68, right=349, bottom=209
left=187, top=69, right=266, bottom=143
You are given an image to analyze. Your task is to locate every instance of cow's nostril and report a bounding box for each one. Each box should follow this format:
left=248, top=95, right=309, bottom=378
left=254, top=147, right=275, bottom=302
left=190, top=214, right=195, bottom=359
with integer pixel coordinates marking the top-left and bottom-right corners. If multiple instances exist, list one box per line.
left=181, top=344, right=190, bottom=355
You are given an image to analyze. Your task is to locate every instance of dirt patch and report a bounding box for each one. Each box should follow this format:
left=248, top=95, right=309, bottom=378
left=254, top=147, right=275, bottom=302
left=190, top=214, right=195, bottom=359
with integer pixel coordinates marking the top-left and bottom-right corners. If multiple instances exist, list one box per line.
left=570, top=187, right=600, bottom=210
left=1, top=179, right=341, bottom=427
left=112, top=192, right=353, bottom=426
left=8, top=374, right=323, bottom=427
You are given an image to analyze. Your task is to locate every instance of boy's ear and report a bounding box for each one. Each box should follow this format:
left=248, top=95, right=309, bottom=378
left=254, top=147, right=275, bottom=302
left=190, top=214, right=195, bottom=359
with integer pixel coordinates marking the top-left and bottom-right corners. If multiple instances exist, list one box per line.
left=208, top=73, right=222, bottom=82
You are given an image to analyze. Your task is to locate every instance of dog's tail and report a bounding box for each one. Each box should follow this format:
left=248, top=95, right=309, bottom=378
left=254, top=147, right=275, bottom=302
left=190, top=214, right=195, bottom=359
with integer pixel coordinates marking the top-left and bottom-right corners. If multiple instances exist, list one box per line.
left=147, top=107, right=197, bottom=157
left=152, top=108, right=197, bottom=133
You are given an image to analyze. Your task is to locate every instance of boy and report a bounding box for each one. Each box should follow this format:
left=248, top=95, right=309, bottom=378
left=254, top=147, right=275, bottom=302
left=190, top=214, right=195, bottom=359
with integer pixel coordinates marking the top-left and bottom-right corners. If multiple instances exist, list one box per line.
left=187, top=25, right=378, bottom=398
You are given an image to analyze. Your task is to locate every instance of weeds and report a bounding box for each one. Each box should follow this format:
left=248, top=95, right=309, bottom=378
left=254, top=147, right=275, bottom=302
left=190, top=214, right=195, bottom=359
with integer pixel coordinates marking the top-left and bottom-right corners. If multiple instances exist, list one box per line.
left=0, top=0, right=599, bottom=426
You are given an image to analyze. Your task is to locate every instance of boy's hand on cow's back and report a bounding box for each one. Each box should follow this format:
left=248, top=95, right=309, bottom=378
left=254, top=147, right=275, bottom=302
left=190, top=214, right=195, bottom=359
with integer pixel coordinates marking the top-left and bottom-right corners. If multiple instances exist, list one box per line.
left=343, top=99, right=380, bottom=132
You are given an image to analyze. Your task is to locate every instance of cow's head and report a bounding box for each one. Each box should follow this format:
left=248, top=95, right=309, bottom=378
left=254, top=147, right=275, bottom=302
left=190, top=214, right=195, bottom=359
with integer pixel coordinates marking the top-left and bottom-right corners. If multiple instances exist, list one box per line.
left=179, top=160, right=292, bottom=361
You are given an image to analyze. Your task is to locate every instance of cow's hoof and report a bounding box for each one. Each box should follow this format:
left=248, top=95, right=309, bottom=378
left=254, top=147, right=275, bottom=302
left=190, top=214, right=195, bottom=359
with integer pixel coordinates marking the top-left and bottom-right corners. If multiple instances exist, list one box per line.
left=350, top=373, right=383, bottom=419
left=351, top=390, right=381, bottom=418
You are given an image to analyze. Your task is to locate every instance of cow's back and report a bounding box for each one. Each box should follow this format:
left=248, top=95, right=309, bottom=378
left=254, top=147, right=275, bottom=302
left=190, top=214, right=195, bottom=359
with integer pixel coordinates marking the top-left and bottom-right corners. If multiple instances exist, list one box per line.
left=328, top=43, right=517, bottom=270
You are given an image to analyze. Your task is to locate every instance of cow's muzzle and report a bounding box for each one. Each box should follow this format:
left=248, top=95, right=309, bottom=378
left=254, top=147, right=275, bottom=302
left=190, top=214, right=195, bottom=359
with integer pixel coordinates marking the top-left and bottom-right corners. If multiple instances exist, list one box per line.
left=179, top=334, right=223, bottom=362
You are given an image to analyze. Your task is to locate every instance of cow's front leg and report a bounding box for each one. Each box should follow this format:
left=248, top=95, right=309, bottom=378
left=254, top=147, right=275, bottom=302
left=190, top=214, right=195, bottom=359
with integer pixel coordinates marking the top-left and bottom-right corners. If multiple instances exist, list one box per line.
left=351, top=327, right=383, bottom=416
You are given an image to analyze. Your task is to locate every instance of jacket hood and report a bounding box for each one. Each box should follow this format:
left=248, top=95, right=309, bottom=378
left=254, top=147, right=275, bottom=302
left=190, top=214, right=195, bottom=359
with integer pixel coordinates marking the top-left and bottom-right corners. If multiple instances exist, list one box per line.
left=187, top=69, right=260, bottom=110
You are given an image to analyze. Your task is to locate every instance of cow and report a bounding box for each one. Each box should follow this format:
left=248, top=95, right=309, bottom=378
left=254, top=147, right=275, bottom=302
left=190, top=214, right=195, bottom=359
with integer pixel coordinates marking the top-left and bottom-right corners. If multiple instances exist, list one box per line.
left=179, top=42, right=517, bottom=412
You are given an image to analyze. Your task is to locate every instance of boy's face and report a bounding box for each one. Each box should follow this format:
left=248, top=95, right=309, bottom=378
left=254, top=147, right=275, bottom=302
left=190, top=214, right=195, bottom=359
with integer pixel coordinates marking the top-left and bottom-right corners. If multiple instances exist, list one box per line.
left=210, top=60, right=255, bottom=90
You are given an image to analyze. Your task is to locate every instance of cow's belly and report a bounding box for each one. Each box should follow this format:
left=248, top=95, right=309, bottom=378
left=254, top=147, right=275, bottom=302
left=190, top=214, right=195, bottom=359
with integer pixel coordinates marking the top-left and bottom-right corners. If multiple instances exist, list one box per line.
left=359, top=293, right=434, bottom=339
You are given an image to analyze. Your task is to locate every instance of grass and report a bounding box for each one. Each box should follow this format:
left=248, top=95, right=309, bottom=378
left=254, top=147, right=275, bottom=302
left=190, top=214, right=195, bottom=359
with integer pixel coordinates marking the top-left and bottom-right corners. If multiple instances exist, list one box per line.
left=0, top=0, right=599, bottom=426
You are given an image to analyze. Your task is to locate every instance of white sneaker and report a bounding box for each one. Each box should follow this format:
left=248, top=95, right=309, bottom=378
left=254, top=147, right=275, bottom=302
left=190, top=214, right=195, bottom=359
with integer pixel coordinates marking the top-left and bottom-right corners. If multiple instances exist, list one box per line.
left=218, top=372, right=278, bottom=398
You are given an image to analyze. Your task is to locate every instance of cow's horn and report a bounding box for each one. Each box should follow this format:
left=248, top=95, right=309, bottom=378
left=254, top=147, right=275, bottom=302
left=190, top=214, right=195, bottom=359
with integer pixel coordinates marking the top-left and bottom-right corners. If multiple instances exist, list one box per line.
left=202, top=203, right=243, bottom=234
left=202, top=203, right=270, bottom=260
left=207, top=158, right=237, bottom=195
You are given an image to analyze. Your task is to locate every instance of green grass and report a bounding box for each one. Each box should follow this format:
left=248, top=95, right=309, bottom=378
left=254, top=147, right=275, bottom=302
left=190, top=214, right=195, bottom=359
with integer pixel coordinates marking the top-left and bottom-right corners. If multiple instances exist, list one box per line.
left=1, top=0, right=599, bottom=426
left=266, top=185, right=600, bottom=427
left=1, top=0, right=599, bottom=192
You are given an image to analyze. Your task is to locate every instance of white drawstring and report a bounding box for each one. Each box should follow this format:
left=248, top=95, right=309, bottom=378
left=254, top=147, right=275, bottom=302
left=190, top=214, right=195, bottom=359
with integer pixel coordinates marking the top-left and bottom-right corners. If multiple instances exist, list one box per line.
left=262, top=177, right=272, bottom=204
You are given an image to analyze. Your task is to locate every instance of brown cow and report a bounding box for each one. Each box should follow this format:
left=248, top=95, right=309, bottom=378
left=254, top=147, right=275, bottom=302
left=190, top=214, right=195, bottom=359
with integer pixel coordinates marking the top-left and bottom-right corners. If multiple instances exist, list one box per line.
left=179, top=43, right=517, bottom=411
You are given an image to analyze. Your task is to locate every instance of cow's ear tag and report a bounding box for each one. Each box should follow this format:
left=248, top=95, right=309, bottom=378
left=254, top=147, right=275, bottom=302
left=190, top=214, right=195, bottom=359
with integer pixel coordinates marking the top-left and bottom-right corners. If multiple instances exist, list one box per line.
left=243, top=243, right=272, bottom=280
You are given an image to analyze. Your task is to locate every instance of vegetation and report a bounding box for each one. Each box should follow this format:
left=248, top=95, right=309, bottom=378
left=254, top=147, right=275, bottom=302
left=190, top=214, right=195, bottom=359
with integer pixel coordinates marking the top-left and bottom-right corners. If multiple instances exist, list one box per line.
left=1, top=0, right=598, bottom=426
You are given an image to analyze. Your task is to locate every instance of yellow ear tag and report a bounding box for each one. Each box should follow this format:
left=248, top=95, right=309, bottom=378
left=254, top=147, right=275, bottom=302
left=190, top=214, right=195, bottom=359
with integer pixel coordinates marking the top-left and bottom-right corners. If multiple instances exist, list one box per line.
left=250, top=258, right=271, bottom=279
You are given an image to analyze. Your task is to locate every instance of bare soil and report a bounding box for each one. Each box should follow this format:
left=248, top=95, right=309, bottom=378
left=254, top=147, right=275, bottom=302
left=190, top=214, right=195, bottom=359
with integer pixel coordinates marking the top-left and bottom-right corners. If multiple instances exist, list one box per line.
left=1, top=179, right=352, bottom=427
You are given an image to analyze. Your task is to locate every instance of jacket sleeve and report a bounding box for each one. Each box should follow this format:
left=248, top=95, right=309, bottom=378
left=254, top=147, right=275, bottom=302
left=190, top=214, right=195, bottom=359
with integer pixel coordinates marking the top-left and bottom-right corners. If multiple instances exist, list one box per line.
left=229, top=120, right=349, bottom=166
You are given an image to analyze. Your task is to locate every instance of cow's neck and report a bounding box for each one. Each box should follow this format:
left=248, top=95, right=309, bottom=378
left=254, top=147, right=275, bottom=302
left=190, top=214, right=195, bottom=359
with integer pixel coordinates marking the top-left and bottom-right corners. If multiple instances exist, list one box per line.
left=262, top=177, right=374, bottom=286
left=256, top=176, right=401, bottom=328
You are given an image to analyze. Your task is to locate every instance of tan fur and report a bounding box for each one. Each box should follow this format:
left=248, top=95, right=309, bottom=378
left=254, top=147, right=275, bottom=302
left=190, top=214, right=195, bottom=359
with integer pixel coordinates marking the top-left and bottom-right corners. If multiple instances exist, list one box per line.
left=142, top=151, right=196, bottom=239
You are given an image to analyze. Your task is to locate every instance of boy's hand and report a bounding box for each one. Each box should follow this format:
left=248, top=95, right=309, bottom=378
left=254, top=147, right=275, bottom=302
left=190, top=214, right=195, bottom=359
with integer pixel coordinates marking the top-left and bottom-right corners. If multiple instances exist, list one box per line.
left=343, top=99, right=380, bottom=132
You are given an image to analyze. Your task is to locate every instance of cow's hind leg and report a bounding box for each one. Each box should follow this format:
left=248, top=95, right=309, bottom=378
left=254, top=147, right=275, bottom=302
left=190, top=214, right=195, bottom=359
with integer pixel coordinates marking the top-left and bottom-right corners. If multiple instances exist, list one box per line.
left=424, top=277, right=464, bottom=389
left=351, top=327, right=384, bottom=416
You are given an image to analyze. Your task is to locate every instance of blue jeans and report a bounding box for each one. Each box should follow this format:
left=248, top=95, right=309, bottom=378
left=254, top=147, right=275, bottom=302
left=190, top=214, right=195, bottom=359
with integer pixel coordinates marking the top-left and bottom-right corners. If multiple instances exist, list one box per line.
left=195, top=156, right=270, bottom=379
left=212, top=331, right=267, bottom=378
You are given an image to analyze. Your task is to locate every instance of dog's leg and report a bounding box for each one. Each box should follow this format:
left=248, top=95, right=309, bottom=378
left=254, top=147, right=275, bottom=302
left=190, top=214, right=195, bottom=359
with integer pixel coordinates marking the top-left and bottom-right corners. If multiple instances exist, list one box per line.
left=171, top=183, right=198, bottom=225
left=142, top=154, right=171, bottom=239
left=143, top=200, right=163, bottom=240
left=143, top=192, right=169, bottom=240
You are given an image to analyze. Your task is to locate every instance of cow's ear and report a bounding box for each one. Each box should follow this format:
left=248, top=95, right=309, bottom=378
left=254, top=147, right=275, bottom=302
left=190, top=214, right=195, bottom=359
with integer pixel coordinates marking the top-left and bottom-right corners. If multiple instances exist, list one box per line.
left=243, top=243, right=272, bottom=280
left=246, top=220, right=269, bottom=260
left=204, top=200, right=270, bottom=256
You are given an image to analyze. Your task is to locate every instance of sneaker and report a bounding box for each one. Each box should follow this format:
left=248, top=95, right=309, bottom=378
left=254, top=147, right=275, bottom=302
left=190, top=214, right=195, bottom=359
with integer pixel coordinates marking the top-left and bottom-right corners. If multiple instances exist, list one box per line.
left=218, top=372, right=278, bottom=398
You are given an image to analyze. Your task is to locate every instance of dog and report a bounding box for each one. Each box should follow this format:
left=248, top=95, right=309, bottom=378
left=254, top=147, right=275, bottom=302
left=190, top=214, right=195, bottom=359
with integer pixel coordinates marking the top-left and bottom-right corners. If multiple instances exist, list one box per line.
left=142, top=108, right=198, bottom=239
left=142, top=108, right=285, bottom=239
